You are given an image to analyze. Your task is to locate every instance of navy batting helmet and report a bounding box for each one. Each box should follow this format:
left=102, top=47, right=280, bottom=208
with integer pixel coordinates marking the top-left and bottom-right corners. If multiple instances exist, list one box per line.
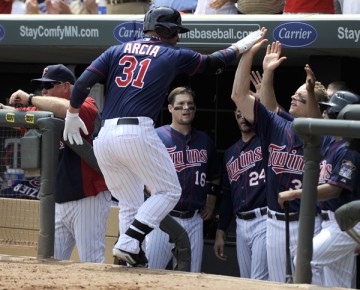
left=143, top=6, right=190, bottom=39
left=319, top=90, right=360, bottom=119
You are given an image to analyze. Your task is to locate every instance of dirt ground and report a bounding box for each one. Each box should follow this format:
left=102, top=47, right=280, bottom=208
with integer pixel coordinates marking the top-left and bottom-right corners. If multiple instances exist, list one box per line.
left=0, top=255, right=351, bottom=290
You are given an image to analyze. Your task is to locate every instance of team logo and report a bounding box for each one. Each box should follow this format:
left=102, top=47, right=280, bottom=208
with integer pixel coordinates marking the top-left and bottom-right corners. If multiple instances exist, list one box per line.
left=0, top=24, right=5, bottom=41
left=226, top=146, right=263, bottom=182
left=167, top=145, right=208, bottom=172
left=273, top=22, right=318, bottom=48
left=113, top=21, right=144, bottom=43
left=268, top=144, right=304, bottom=175
left=339, top=160, right=355, bottom=179
left=25, top=114, right=35, bottom=124
left=42, top=67, right=49, bottom=77
left=318, top=160, right=332, bottom=184
left=5, top=112, right=15, bottom=123
left=29, top=176, right=41, bottom=188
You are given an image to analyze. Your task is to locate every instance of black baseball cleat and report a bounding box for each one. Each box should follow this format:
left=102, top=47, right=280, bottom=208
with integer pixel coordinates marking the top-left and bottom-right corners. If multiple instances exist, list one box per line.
left=112, top=247, right=148, bottom=268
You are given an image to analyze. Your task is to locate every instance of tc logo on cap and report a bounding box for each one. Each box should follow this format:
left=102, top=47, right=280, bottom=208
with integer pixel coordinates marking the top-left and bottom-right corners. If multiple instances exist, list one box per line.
left=42, top=67, right=49, bottom=77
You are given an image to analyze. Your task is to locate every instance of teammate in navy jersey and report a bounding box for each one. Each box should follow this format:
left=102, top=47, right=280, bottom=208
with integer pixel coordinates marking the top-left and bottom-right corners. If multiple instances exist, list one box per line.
left=145, top=86, right=220, bottom=272
left=214, top=107, right=268, bottom=280
left=62, top=6, right=262, bottom=266
left=230, top=28, right=330, bottom=282
left=8, top=64, right=111, bottom=263
left=279, top=91, right=360, bottom=288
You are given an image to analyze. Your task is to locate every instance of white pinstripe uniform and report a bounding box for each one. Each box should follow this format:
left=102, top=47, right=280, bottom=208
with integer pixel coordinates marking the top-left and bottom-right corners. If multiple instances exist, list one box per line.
left=310, top=140, right=360, bottom=288
left=254, top=99, right=326, bottom=282
left=235, top=209, right=268, bottom=279
left=311, top=210, right=360, bottom=288
left=64, top=15, right=260, bottom=262
left=146, top=213, right=203, bottom=272
left=219, top=131, right=268, bottom=279
left=267, top=209, right=322, bottom=282
left=145, top=119, right=220, bottom=272
left=54, top=191, right=112, bottom=262
left=93, top=117, right=182, bottom=254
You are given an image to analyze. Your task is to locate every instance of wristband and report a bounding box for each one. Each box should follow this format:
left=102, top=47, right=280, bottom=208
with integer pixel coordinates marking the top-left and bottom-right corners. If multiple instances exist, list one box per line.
left=28, top=94, right=35, bottom=106
left=208, top=183, right=220, bottom=196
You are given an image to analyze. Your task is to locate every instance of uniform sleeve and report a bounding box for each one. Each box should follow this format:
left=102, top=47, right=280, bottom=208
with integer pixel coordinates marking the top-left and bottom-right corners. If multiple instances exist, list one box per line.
left=328, top=148, right=359, bottom=192
left=176, top=47, right=237, bottom=76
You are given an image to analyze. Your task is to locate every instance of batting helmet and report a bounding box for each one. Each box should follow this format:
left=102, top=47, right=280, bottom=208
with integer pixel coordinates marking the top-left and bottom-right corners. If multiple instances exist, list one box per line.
left=318, top=90, right=360, bottom=119
left=143, top=6, right=190, bottom=39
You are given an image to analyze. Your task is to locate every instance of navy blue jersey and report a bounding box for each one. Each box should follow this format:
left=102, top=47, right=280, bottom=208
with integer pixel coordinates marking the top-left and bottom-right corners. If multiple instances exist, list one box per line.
left=0, top=176, right=40, bottom=200
left=318, top=140, right=360, bottom=211
left=156, top=125, right=220, bottom=211
left=80, top=36, right=237, bottom=122
left=277, top=107, right=294, bottom=121
left=218, top=135, right=266, bottom=230
left=222, top=135, right=266, bottom=212
left=254, top=99, right=329, bottom=213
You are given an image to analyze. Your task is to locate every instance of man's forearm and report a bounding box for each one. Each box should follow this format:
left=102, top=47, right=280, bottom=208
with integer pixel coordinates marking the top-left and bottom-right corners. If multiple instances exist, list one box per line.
left=32, top=96, right=69, bottom=118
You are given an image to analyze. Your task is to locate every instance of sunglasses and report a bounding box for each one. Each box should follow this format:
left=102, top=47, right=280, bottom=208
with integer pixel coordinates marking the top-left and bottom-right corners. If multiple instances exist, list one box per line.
left=40, top=81, right=62, bottom=90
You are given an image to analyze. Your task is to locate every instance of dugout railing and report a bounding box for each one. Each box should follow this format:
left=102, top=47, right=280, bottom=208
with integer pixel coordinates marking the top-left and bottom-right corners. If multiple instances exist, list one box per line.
left=0, top=110, right=60, bottom=259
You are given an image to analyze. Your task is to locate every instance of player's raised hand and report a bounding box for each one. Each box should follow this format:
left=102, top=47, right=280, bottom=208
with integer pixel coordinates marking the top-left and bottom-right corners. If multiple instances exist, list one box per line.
left=232, top=27, right=267, bottom=54
left=304, top=64, right=316, bottom=93
left=63, top=110, right=88, bottom=145
left=263, top=41, right=287, bottom=73
left=250, top=70, right=262, bottom=99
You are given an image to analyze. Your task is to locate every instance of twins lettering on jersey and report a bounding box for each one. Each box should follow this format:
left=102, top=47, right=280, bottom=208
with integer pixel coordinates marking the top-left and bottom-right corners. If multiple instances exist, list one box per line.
left=318, top=160, right=332, bottom=184
left=226, top=146, right=262, bottom=182
left=167, top=146, right=207, bottom=172
left=268, top=144, right=304, bottom=174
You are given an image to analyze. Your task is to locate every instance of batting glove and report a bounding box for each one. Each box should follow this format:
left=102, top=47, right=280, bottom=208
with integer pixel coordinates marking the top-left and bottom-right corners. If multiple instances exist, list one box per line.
left=63, top=110, right=88, bottom=145
left=232, top=30, right=263, bottom=53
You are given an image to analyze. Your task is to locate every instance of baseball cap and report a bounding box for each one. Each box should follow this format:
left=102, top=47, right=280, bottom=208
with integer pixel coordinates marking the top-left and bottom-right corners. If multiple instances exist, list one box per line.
left=31, top=64, right=76, bottom=85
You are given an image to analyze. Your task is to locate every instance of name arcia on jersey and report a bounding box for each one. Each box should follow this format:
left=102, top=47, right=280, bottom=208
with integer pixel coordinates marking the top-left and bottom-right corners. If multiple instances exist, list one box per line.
left=167, top=146, right=208, bottom=172
left=123, top=43, right=160, bottom=57
left=268, top=144, right=304, bottom=174
left=226, top=146, right=262, bottom=182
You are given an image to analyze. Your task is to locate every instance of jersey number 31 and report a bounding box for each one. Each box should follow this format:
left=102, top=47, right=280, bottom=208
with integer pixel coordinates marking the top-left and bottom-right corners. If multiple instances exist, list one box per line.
left=116, top=56, right=151, bottom=89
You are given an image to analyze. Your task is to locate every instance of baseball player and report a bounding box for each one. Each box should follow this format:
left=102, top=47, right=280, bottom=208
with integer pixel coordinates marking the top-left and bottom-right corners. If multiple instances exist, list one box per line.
left=214, top=107, right=268, bottom=280
left=279, top=91, right=360, bottom=288
left=230, top=28, right=331, bottom=282
left=9, top=64, right=111, bottom=263
left=145, top=86, right=220, bottom=272
left=62, top=6, right=263, bottom=266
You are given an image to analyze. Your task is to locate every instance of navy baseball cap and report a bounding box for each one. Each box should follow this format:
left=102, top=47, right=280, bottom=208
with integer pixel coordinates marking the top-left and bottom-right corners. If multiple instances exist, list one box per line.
left=31, top=64, right=76, bottom=85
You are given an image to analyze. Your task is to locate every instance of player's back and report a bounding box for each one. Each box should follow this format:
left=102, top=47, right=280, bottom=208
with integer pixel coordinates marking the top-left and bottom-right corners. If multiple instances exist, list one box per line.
left=89, top=36, right=205, bottom=122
